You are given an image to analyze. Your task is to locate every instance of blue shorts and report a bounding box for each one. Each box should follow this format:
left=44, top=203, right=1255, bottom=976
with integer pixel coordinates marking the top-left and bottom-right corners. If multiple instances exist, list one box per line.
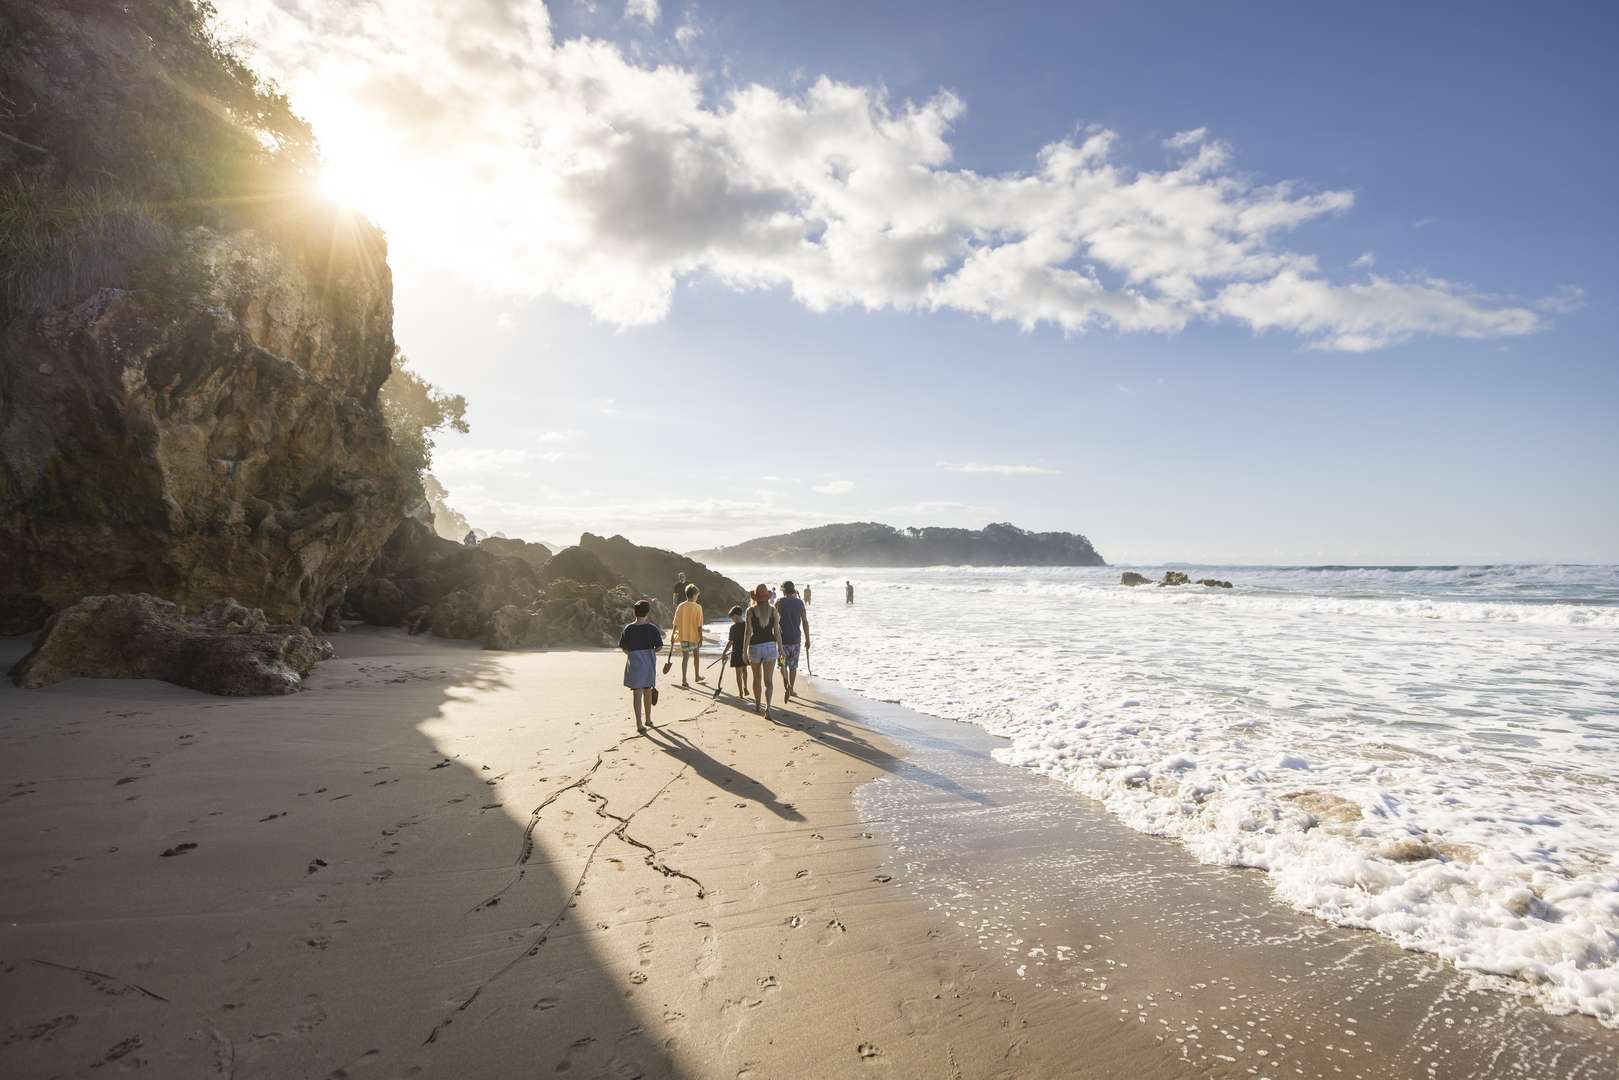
left=748, top=642, right=778, bottom=664
left=782, top=643, right=802, bottom=671
left=680, top=641, right=701, bottom=654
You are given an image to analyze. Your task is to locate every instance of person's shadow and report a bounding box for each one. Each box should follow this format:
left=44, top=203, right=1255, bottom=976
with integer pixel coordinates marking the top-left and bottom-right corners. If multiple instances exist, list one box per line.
left=643, top=723, right=806, bottom=822
left=762, top=695, right=994, bottom=807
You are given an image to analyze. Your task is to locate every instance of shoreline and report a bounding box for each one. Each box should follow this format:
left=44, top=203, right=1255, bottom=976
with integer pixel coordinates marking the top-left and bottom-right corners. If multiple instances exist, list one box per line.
left=0, top=629, right=1614, bottom=1077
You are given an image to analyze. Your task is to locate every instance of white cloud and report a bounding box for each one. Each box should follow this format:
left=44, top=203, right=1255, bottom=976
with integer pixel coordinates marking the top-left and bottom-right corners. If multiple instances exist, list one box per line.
left=536, top=430, right=571, bottom=443
left=624, top=0, right=658, bottom=26
left=435, top=446, right=567, bottom=476
left=887, top=500, right=993, bottom=515
left=1164, top=127, right=1207, bottom=149
left=938, top=461, right=1060, bottom=476
left=812, top=479, right=855, bottom=495
left=219, top=0, right=1552, bottom=351
left=1215, top=270, right=1540, bottom=351
left=1351, top=251, right=1375, bottom=269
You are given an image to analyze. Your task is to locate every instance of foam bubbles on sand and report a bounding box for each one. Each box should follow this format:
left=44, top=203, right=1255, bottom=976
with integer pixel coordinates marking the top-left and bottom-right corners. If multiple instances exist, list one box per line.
left=720, top=561, right=1619, bottom=1025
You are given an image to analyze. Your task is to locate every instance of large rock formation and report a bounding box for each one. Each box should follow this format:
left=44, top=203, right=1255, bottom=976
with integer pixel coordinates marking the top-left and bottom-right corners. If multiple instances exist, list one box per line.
left=345, top=524, right=749, bottom=649
left=692, top=521, right=1106, bottom=568
left=0, top=2, right=411, bottom=631
left=10, top=594, right=330, bottom=695
left=579, top=533, right=749, bottom=617
left=345, top=521, right=656, bottom=650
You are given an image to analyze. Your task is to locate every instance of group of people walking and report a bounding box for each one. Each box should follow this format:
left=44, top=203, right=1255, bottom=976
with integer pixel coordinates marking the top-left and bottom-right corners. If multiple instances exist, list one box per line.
left=617, top=573, right=817, bottom=731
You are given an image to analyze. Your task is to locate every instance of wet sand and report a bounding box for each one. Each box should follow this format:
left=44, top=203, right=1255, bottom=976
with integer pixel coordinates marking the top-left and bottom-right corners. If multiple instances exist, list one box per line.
left=0, top=628, right=1614, bottom=1078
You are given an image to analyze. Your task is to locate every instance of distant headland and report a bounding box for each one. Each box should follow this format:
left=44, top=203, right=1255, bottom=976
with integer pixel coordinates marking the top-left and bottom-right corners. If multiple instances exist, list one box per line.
left=690, top=522, right=1106, bottom=567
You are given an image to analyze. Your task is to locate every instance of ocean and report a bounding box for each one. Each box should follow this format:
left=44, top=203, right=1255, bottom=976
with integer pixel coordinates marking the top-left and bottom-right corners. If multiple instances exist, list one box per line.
left=712, top=562, right=1619, bottom=1026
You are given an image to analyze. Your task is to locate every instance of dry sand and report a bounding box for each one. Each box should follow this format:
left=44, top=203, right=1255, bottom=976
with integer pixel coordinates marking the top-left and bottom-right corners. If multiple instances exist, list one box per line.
left=1, top=628, right=1614, bottom=1079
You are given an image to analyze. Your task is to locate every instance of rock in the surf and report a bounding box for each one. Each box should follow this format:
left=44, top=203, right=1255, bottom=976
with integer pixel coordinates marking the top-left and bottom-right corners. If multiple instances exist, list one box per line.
left=1120, top=572, right=1152, bottom=586
left=1158, top=571, right=1191, bottom=586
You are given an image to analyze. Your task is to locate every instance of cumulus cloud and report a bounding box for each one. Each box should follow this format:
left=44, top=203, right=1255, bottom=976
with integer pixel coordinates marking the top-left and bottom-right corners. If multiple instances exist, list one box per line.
left=219, top=0, right=1550, bottom=350
left=812, top=479, right=855, bottom=495
left=938, top=461, right=1059, bottom=476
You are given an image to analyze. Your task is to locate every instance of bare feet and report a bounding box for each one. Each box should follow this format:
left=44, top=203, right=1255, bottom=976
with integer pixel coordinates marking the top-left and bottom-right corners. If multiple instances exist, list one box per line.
left=696, top=675, right=707, bottom=683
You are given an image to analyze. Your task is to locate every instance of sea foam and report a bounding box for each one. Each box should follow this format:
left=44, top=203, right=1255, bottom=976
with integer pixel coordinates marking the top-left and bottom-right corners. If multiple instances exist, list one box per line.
left=718, top=561, right=1619, bottom=1025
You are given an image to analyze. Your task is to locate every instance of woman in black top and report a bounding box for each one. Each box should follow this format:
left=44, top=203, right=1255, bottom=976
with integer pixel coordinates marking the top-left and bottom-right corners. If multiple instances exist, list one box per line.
left=740, top=584, right=783, bottom=717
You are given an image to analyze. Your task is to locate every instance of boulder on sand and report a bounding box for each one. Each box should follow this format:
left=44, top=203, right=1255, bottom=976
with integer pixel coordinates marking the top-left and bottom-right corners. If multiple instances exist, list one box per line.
left=1120, top=572, right=1152, bottom=587
left=10, top=594, right=330, bottom=695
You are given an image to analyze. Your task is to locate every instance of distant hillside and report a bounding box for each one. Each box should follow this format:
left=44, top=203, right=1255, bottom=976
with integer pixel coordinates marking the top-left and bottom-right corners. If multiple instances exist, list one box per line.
left=691, top=522, right=1106, bottom=567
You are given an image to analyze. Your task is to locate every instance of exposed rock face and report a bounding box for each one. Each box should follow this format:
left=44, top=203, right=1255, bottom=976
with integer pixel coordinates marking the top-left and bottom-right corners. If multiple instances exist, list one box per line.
left=1, top=247, right=409, bottom=628
left=0, top=3, right=411, bottom=630
left=579, top=533, right=749, bottom=617
left=1120, top=572, right=1152, bottom=586
left=538, top=546, right=623, bottom=592
left=479, top=537, right=553, bottom=570
left=1158, top=571, right=1191, bottom=586
left=348, top=522, right=656, bottom=649
left=10, top=594, right=329, bottom=695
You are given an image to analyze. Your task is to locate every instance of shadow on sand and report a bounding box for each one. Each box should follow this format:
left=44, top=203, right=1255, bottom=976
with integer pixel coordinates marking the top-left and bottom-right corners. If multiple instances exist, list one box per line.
left=0, top=631, right=685, bottom=1078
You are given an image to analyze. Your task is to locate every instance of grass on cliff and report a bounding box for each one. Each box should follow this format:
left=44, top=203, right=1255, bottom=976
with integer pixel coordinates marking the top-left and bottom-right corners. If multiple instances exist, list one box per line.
left=0, top=175, right=167, bottom=316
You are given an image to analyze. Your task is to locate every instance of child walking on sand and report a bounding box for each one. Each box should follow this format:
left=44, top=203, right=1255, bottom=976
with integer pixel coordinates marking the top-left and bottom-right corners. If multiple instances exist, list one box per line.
left=619, top=599, right=663, bottom=733
left=720, top=605, right=748, bottom=698
left=673, top=584, right=705, bottom=687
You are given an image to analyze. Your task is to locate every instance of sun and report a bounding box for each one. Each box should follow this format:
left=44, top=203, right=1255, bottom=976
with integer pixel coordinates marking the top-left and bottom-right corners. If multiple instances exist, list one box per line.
left=317, top=156, right=391, bottom=219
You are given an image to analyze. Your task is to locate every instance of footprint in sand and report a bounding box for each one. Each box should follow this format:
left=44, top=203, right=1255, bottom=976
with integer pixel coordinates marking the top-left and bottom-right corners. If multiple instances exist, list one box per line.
left=857, top=1042, right=881, bottom=1060
left=324, top=1048, right=381, bottom=1078
left=757, top=975, right=779, bottom=994
left=159, top=842, right=197, bottom=857
left=818, top=919, right=847, bottom=945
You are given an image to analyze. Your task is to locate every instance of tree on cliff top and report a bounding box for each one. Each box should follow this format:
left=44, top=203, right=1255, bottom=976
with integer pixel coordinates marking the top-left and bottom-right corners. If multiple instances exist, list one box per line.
left=379, top=348, right=473, bottom=538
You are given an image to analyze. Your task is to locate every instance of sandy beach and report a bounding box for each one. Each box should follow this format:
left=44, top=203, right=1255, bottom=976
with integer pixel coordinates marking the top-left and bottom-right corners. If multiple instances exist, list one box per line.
left=2, top=628, right=1616, bottom=1079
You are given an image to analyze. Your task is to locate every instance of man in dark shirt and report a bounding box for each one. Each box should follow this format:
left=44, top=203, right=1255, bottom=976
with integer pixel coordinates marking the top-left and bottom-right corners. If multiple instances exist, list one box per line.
left=776, top=581, right=809, bottom=701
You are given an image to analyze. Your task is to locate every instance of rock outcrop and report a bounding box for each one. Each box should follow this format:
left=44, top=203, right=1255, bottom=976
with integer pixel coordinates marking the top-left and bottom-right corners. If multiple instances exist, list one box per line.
left=0, top=2, right=411, bottom=631
left=479, top=537, right=553, bottom=570
left=10, top=594, right=330, bottom=695
left=346, top=522, right=675, bottom=650
left=1120, top=570, right=1235, bottom=588
left=579, top=533, right=749, bottom=617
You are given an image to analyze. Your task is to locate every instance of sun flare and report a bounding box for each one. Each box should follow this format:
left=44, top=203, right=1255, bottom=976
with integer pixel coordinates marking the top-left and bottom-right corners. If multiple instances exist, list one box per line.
left=317, top=161, right=373, bottom=213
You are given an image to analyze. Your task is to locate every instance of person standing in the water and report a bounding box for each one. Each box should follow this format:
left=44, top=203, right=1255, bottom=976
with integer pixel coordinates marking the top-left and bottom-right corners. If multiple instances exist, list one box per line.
left=845, top=580, right=854, bottom=605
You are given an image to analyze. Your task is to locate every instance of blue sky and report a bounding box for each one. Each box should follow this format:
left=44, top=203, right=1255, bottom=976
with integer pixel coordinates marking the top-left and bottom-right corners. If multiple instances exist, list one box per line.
left=230, top=0, right=1617, bottom=562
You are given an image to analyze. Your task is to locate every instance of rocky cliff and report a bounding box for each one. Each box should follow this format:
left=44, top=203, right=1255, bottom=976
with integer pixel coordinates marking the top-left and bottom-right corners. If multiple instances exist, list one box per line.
left=579, top=533, right=750, bottom=617
left=692, top=522, right=1107, bottom=568
left=0, top=1, right=411, bottom=631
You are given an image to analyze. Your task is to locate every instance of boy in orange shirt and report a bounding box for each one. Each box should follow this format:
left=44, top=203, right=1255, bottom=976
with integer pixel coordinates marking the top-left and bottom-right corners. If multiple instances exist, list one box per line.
left=672, top=584, right=705, bottom=688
